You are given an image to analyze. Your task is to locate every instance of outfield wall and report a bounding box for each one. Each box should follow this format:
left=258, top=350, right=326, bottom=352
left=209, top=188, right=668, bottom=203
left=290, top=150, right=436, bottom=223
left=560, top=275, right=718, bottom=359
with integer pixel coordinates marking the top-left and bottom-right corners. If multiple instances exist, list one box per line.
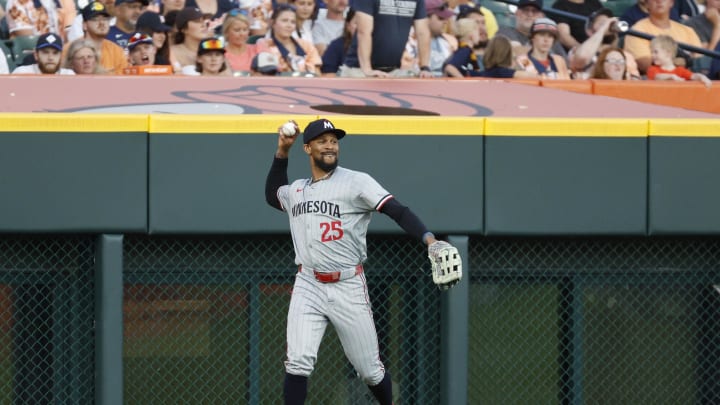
left=1, top=114, right=719, bottom=235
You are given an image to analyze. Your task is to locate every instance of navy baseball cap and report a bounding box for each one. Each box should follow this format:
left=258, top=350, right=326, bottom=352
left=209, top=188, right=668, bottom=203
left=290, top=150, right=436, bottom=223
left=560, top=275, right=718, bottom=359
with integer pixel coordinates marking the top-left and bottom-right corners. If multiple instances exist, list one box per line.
left=303, top=119, right=346, bottom=144
left=36, top=33, right=63, bottom=51
left=115, top=0, right=150, bottom=6
left=82, top=1, right=111, bottom=21
left=518, top=0, right=543, bottom=10
left=137, top=11, right=172, bottom=33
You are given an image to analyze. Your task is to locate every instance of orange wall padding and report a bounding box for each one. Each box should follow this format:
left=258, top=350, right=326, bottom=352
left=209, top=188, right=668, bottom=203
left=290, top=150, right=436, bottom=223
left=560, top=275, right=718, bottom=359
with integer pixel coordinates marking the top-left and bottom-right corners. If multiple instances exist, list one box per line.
left=513, top=79, right=719, bottom=114
left=591, top=81, right=720, bottom=114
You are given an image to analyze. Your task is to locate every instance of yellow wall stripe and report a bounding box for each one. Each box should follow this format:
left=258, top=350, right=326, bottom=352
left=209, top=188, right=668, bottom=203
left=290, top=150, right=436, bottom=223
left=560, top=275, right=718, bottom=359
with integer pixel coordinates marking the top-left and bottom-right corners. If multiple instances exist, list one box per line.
left=2, top=114, right=718, bottom=138
left=485, top=118, right=649, bottom=137
left=649, top=119, right=720, bottom=137
left=0, top=113, right=148, bottom=132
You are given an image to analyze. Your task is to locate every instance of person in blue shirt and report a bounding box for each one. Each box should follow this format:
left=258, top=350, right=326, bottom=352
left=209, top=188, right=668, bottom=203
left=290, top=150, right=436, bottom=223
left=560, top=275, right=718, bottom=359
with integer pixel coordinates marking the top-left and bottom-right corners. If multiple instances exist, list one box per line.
left=107, top=0, right=148, bottom=48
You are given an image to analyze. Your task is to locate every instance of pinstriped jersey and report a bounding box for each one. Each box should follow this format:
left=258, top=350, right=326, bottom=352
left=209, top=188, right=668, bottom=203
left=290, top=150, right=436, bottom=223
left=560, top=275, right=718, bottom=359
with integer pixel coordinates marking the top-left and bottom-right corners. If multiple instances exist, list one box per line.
left=277, top=166, right=392, bottom=271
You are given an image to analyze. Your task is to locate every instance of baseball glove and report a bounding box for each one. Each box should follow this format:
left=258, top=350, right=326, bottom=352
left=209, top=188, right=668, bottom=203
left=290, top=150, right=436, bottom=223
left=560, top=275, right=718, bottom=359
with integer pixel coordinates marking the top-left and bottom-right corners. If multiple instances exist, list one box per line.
left=428, top=241, right=462, bottom=290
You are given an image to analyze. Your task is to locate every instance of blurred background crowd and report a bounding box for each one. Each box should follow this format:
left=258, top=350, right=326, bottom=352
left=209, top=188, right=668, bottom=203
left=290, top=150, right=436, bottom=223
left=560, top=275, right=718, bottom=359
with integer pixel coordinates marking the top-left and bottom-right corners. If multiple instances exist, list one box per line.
left=0, top=0, right=717, bottom=81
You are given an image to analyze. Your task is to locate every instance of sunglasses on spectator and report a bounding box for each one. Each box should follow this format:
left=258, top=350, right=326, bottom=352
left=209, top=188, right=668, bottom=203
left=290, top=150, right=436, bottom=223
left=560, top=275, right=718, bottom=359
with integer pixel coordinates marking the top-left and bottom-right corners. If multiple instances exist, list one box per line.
left=200, top=38, right=225, bottom=50
left=228, top=8, right=249, bottom=17
left=128, top=33, right=153, bottom=44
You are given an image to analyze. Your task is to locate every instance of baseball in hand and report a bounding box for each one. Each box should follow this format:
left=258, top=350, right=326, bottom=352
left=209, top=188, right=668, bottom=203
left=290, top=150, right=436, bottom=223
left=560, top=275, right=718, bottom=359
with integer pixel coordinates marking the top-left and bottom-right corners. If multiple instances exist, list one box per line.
left=281, top=121, right=298, bottom=137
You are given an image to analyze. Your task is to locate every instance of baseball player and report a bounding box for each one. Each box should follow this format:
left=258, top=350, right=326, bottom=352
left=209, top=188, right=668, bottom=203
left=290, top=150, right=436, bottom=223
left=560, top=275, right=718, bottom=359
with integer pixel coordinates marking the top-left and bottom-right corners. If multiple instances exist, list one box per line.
left=265, top=118, right=445, bottom=405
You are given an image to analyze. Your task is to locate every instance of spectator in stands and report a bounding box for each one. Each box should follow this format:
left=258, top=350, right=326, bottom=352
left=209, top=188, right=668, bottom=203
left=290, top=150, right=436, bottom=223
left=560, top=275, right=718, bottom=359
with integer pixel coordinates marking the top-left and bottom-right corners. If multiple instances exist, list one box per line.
left=256, top=4, right=321, bottom=74
left=5, top=0, right=75, bottom=39
left=338, top=0, right=432, bottom=77
left=68, top=0, right=115, bottom=42
left=456, top=5, right=489, bottom=62
left=192, top=36, right=232, bottom=75
left=171, top=7, right=210, bottom=71
left=320, top=7, right=356, bottom=75
left=478, top=34, right=537, bottom=77
left=0, top=56, right=8, bottom=74
left=79, top=1, right=129, bottom=74
left=185, top=0, right=235, bottom=29
left=222, top=10, right=268, bottom=73
left=107, top=0, right=148, bottom=48
left=551, top=0, right=603, bottom=51
left=621, top=0, right=696, bottom=27
left=290, top=0, right=317, bottom=43
left=251, top=51, right=280, bottom=75
left=496, top=0, right=568, bottom=61
left=590, top=46, right=628, bottom=79
left=161, top=0, right=186, bottom=17
left=249, top=0, right=273, bottom=37
left=425, top=0, right=458, bottom=75
left=312, top=0, right=348, bottom=56
left=684, top=0, right=720, bottom=51
left=126, top=31, right=157, bottom=65
left=136, top=11, right=175, bottom=66
left=443, top=17, right=482, bottom=76
left=12, top=32, right=74, bottom=73
left=450, top=0, right=499, bottom=38
left=623, top=0, right=702, bottom=74
left=64, top=37, right=104, bottom=73
left=711, top=41, right=720, bottom=78
left=569, top=7, right=640, bottom=79
left=516, top=17, right=570, bottom=78
left=647, top=34, right=711, bottom=85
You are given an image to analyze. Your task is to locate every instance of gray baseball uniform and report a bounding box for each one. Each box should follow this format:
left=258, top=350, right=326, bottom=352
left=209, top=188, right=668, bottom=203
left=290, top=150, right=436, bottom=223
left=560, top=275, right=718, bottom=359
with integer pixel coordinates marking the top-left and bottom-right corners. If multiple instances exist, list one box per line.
left=277, top=166, right=392, bottom=384
left=266, top=118, right=434, bottom=405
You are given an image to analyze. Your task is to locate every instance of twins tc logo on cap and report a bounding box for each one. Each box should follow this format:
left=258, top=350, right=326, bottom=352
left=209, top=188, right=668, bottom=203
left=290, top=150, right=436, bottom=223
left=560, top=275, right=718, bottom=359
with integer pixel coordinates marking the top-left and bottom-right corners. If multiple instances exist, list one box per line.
left=303, top=119, right=347, bottom=144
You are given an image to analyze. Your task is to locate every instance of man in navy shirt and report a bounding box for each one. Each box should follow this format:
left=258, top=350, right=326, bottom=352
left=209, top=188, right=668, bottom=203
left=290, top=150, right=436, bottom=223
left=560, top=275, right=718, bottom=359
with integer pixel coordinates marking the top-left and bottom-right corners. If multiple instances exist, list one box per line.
left=339, top=0, right=434, bottom=77
left=107, top=0, right=148, bottom=48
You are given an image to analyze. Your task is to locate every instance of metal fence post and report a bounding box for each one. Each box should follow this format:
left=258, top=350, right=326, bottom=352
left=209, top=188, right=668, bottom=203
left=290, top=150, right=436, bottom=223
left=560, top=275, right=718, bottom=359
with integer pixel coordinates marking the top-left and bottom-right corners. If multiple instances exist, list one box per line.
left=441, top=235, right=469, bottom=405
left=95, top=234, right=124, bottom=405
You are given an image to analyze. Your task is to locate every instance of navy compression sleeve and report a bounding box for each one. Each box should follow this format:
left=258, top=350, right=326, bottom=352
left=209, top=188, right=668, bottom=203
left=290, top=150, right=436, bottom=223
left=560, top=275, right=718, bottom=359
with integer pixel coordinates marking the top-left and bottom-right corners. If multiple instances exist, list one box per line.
left=379, top=198, right=429, bottom=241
left=265, top=156, right=288, bottom=211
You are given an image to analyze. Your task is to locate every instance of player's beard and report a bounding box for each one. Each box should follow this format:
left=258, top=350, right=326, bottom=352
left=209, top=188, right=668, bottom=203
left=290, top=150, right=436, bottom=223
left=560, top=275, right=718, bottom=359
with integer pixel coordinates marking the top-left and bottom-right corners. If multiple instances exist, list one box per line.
left=314, top=154, right=338, bottom=174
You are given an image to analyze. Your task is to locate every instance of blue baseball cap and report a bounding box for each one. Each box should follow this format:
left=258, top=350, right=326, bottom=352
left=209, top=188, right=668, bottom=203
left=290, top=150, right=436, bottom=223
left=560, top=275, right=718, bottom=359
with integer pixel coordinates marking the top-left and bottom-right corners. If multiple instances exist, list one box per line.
left=36, top=33, right=63, bottom=51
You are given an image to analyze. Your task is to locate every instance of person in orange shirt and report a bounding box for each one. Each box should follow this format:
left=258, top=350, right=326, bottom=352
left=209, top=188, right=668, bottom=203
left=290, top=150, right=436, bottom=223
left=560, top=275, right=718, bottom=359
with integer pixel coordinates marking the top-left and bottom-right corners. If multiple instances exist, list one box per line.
left=646, top=34, right=711, bottom=86
left=76, top=1, right=129, bottom=74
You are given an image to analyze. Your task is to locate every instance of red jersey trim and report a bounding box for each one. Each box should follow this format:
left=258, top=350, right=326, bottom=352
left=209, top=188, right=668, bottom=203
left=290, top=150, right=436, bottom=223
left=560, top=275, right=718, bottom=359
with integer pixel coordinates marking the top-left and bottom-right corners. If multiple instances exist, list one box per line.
left=375, top=194, right=394, bottom=211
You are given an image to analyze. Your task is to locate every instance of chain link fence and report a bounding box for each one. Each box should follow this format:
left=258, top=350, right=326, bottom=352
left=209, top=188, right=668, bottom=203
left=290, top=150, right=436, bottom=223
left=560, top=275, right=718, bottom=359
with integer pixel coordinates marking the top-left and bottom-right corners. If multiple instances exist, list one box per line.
left=123, top=235, right=439, bottom=405
left=0, top=236, right=95, bottom=405
left=1, top=235, right=719, bottom=404
left=469, top=237, right=720, bottom=405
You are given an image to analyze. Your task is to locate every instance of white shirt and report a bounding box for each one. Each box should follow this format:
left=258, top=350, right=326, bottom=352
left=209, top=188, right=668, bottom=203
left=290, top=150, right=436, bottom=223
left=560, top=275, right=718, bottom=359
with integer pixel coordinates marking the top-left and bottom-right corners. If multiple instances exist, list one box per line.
left=12, top=64, right=76, bottom=74
left=0, top=55, right=9, bottom=74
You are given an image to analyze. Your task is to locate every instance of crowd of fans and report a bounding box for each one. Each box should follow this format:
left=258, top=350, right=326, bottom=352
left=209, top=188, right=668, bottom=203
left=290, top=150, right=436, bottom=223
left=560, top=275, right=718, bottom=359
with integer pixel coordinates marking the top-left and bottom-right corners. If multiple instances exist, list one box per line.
left=0, top=0, right=717, bottom=82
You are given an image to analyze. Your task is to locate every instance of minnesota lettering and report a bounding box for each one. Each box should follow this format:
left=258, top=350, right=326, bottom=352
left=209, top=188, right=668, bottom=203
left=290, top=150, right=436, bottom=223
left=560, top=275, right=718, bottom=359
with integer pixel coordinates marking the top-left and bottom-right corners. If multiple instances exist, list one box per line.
left=291, top=200, right=341, bottom=218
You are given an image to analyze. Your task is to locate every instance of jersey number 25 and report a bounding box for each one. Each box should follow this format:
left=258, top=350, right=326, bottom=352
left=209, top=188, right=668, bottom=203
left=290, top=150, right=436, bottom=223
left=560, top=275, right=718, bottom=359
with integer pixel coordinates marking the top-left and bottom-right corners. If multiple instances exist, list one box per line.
left=320, top=221, right=344, bottom=242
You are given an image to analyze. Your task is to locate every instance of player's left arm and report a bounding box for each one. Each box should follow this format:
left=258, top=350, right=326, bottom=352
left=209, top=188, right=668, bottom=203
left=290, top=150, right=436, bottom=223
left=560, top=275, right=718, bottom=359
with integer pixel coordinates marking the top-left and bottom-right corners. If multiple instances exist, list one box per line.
left=379, top=198, right=436, bottom=245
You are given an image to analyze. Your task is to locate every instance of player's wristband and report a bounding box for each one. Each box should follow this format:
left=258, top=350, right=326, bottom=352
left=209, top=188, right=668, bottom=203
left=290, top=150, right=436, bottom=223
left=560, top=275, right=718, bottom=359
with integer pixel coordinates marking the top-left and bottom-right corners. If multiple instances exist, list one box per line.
left=420, top=66, right=431, bottom=72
